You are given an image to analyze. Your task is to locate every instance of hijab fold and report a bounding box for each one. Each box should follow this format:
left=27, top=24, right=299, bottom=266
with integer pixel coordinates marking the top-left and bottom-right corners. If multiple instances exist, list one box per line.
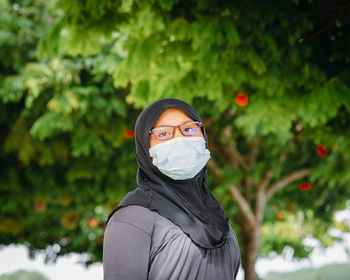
left=106, top=98, right=229, bottom=248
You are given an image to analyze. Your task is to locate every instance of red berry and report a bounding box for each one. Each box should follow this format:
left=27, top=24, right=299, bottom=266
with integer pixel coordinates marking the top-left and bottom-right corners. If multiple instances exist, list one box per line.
left=88, top=218, right=99, bottom=228
left=276, top=212, right=285, bottom=221
left=235, top=93, right=248, bottom=107
left=299, top=182, right=311, bottom=191
left=316, top=145, right=327, bottom=158
left=124, top=130, right=134, bottom=139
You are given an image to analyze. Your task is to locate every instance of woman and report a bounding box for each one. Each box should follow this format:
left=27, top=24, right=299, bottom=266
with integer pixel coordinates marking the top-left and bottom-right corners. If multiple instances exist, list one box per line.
left=103, top=98, right=240, bottom=280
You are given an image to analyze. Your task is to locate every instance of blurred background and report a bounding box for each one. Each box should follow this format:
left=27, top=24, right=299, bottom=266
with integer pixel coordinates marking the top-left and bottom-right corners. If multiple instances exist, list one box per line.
left=1, top=0, right=350, bottom=279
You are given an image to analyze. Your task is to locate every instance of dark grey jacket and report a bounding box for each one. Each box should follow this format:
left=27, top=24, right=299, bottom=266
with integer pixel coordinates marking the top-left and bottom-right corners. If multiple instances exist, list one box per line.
left=103, top=205, right=240, bottom=280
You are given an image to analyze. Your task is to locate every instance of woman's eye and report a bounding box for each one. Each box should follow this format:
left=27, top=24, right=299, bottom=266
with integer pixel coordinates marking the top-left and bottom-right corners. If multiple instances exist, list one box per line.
left=158, top=131, right=170, bottom=138
left=184, top=127, right=198, bottom=134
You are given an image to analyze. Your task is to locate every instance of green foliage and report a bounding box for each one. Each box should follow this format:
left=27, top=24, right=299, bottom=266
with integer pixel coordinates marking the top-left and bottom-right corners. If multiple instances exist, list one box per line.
left=1, top=0, right=350, bottom=270
left=0, top=270, right=50, bottom=280
left=263, top=263, right=350, bottom=280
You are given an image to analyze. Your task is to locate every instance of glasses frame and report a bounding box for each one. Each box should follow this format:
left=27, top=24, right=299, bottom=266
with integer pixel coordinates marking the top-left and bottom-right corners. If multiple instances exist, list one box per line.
left=149, top=121, right=203, bottom=141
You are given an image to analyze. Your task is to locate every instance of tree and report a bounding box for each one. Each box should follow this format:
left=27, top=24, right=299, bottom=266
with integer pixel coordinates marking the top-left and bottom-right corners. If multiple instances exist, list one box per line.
left=263, top=263, right=350, bottom=280
left=0, top=270, right=50, bottom=280
left=1, top=1, right=350, bottom=279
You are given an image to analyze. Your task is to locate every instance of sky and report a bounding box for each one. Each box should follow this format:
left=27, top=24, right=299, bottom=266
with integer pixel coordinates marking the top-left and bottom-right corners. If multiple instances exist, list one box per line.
left=0, top=210, right=349, bottom=280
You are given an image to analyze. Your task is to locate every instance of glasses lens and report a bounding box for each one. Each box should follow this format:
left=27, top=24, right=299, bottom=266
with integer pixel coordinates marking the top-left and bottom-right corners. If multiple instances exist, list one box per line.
left=153, top=127, right=174, bottom=140
left=180, top=122, right=201, bottom=136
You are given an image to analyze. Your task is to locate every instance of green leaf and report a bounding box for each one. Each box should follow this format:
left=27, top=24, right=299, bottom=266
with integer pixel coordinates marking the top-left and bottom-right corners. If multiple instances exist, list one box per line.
left=30, top=112, right=74, bottom=140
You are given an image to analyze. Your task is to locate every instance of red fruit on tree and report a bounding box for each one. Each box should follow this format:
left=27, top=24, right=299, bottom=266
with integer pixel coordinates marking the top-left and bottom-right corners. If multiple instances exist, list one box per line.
left=299, top=182, right=311, bottom=191
left=276, top=212, right=285, bottom=221
left=88, top=218, right=99, bottom=228
left=235, top=93, right=248, bottom=107
left=124, top=130, right=134, bottom=139
left=316, top=144, right=327, bottom=158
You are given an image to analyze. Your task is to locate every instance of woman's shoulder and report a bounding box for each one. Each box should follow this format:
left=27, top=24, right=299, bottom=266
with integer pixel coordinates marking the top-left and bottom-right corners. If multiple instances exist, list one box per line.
left=107, top=205, right=159, bottom=236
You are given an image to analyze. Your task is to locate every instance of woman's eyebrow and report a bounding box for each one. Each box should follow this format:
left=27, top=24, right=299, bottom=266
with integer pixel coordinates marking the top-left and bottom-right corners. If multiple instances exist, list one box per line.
left=153, top=120, right=194, bottom=128
left=153, top=123, right=169, bottom=128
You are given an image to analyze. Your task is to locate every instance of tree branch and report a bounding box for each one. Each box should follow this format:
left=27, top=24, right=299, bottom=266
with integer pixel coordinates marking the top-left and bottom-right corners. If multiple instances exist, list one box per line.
left=266, top=168, right=312, bottom=199
left=229, top=185, right=256, bottom=230
left=248, top=139, right=259, bottom=166
left=244, top=176, right=253, bottom=202
left=304, top=5, right=347, bottom=44
left=279, top=149, right=289, bottom=163
left=255, top=188, right=267, bottom=226
left=253, top=170, right=274, bottom=225
left=257, top=170, right=274, bottom=192
left=207, top=158, right=222, bottom=178
left=304, top=3, right=350, bottom=14
left=222, top=126, right=248, bottom=169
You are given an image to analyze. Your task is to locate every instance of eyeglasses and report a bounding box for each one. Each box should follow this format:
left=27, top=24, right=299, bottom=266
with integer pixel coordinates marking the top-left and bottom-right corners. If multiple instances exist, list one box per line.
left=149, top=121, right=203, bottom=141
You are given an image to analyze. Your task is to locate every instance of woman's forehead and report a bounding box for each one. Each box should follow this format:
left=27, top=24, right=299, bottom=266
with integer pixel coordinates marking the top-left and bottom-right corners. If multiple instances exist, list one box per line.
left=153, top=108, right=194, bottom=127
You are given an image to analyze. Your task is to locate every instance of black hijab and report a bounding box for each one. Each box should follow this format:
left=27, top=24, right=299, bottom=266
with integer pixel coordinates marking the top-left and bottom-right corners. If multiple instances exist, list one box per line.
left=106, top=98, right=229, bottom=248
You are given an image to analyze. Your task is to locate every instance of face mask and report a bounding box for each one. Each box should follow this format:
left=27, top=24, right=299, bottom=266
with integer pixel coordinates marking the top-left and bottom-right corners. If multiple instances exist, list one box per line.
left=149, top=137, right=211, bottom=180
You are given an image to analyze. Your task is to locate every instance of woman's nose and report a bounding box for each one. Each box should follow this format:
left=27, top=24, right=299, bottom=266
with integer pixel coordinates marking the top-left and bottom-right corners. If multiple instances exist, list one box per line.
left=173, top=127, right=183, bottom=138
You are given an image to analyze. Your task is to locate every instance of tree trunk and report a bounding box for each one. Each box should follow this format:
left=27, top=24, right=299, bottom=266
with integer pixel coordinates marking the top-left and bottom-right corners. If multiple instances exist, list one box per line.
left=239, top=213, right=260, bottom=280
left=213, top=131, right=312, bottom=280
left=233, top=184, right=267, bottom=280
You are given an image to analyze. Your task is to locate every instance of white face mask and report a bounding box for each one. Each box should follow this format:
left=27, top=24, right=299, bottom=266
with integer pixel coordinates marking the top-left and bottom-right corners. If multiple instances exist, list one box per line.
left=149, top=137, right=211, bottom=180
